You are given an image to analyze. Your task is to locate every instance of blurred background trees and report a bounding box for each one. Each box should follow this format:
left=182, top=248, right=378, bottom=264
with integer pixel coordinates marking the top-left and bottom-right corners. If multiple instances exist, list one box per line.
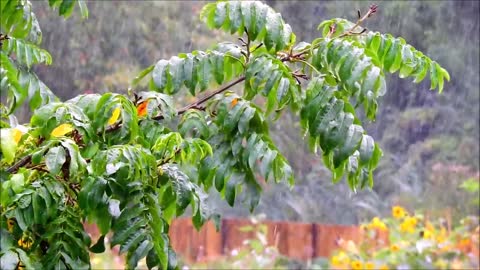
left=29, top=0, right=479, bottom=224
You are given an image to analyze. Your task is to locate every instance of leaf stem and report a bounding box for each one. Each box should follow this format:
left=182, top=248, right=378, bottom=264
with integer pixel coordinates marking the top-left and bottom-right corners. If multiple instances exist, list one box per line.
left=153, top=76, right=246, bottom=120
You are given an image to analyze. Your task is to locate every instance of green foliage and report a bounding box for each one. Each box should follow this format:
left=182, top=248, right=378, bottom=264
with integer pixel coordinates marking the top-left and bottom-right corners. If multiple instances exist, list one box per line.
left=0, top=1, right=450, bottom=269
left=200, top=1, right=296, bottom=52
left=144, top=42, right=245, bottom=95
left=460, top=178, right=480, bottom=207
left=300, top=76, right=381, bottom=189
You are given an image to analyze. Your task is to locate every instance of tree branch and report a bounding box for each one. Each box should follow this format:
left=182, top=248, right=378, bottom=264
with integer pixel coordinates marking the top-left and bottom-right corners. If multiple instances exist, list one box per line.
left=6, top=76, right=246, bottom=173
left=6, top=155, right=31, bottom=174
left=283, top=4, right=378, bottom=61
left=152, top=76, right=246, bottom=120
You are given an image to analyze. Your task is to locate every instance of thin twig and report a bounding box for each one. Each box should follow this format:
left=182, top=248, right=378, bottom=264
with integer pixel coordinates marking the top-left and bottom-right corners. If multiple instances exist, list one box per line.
left=285, top=4, right=378, bottom=61
left=153, top=76, right=246, bottom=120
left=337, top=4, right=377, bottom=38
left=6, top=155, right=31, bottom=174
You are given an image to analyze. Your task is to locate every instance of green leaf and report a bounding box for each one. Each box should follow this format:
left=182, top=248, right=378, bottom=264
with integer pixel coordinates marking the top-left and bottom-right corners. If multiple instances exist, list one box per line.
left=77, top=0, right=88, bottom=19
left=0, top=250, right=19, bottom=270
left=131, top=65, right=154, bottom=87
left=0, top=229, right=14, bottom=251
left=127, top=240, right=153, bottom=269
left=45, top=146, right=66, bottom=175
left=152, top=60, right=169, bottom=90
left=201, top=1, right=295, bottom=52
left=363, top=31, right=449, bottom=92
left=3, top=37, right=52, bottom=69
left=300, top=76, right=380, bottom=188
left=59, top=0, right=75, bottom=18
left=244, top=55, right=300, bottom=113
left=111, top=219, right=146, bottom=247
left=227, top=1, right=242, bottom=34
left=16, top=248, right=38, bottom=269
left=120, top=229, right=146, bottom=254
left=0, top=128, right=17, bottom=164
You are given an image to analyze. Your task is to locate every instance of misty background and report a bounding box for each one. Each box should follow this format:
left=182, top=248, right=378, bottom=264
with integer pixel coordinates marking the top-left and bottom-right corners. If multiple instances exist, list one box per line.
left=26, top=0, right=479, bottom=225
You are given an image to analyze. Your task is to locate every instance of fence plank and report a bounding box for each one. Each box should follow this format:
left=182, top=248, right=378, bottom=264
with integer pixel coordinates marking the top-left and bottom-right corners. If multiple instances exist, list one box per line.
left=84, top=218, right=478, bottom=265
left=287, top=222, right=313, bottom=260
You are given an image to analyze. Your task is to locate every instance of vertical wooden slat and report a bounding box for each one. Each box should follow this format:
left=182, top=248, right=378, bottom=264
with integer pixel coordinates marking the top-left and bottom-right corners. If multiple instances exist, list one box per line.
left=274, top=221, right=290, bottom=255
left=287, top=221, right=313, bottom=260
left=311, top=223, right=318, bottom=258
left=315, top=224, right=360, bottom=257
left=222, top=218, right=254, bottom=254
left=204, top=220, right=222, bottom=259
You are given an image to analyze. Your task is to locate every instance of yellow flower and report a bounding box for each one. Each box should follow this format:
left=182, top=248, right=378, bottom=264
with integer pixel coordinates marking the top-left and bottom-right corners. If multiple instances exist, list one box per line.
left=392, top=206, right=407, bottom=219
left=108, top=107, right=121, bottom=125
left=425, top=221, right=435, bottom=232
left=365, top=262, right=375, bottom=269
left=390, top=244, right=400, bottom=252
left=436, top=227, right=447, bottom=243
left=370, top=217, right=387, bottom=231
left=330, top=251, right=350, bottom=267
left=350, top=260, right=363, bottom=270
left=379, top=265, right=389, bottom=270
left=405, top=217, right=417, bottom=226
left=423, top=229, right=433, bottom=239
left=400, top=217, right=417, bottom=233
left=51, top=123, right=74, bottom=137
left=18, top=236, right=33, bottom=250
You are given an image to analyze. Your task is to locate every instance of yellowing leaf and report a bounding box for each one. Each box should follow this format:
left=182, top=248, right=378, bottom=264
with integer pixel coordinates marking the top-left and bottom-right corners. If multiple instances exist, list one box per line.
left=231, top=98, right=238, bottom=108
left=51, top=124, right=74, bottom=137
left=137, top=100, right=149, bottom=117
left=108, top=107, right=121, bottom=125
left=12, top=128, right=23, bottom=144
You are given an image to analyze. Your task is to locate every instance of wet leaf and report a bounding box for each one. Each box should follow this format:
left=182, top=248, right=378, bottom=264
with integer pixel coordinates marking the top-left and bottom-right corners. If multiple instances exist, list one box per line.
left=51, top=123, right=74, bottom=137
left=108, top=107, right=121, bottom=125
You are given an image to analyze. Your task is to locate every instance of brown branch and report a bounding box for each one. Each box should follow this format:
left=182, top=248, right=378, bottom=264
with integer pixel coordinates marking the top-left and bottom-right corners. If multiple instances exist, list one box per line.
left=6, top=155, right=31, bottom=174
left=284, top=4, right=378, bottom=61
left=152, top=76, right=246, bottom=121
left=5, top=77, right=246, bottom=173
left=337, top=4, right=377, bottom=38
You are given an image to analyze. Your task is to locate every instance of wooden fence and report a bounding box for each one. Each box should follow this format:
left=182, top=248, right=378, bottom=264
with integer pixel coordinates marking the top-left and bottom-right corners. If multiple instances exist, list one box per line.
left=85, top=218, right=388, bottom=263
left=168, top=218, right=389, bottom=262
left=85, top=217, right=480, bottom=263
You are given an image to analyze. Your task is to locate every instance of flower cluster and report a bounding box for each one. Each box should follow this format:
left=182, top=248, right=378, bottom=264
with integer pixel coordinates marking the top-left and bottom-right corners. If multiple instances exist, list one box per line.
left=327, top=206, right=479, bottom=269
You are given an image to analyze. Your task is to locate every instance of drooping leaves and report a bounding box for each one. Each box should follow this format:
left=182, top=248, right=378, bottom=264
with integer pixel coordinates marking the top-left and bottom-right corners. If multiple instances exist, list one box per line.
left=1, top=1, right=452, bottom=269
left=142, top=42, right=244, bottom=95
left=2, top=37, right=52, bottom=69
left=0, top=52, right=58, bottom=114
left=47, top=0, right=89, bottom=19
left=197, top=94, right=294, bottom=210
left=362, top=31, right=450, bottom=92
left=152, top=132, right=212, bottom=165
left=311, top=38, right=386, bottom=120
left=300, top=76, right=382, bottom=189
left=0, top=0, right=42, bottom=43
left=200, top=1, right=296, bottom=52
left=244, top=54, right=301, bottom=114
